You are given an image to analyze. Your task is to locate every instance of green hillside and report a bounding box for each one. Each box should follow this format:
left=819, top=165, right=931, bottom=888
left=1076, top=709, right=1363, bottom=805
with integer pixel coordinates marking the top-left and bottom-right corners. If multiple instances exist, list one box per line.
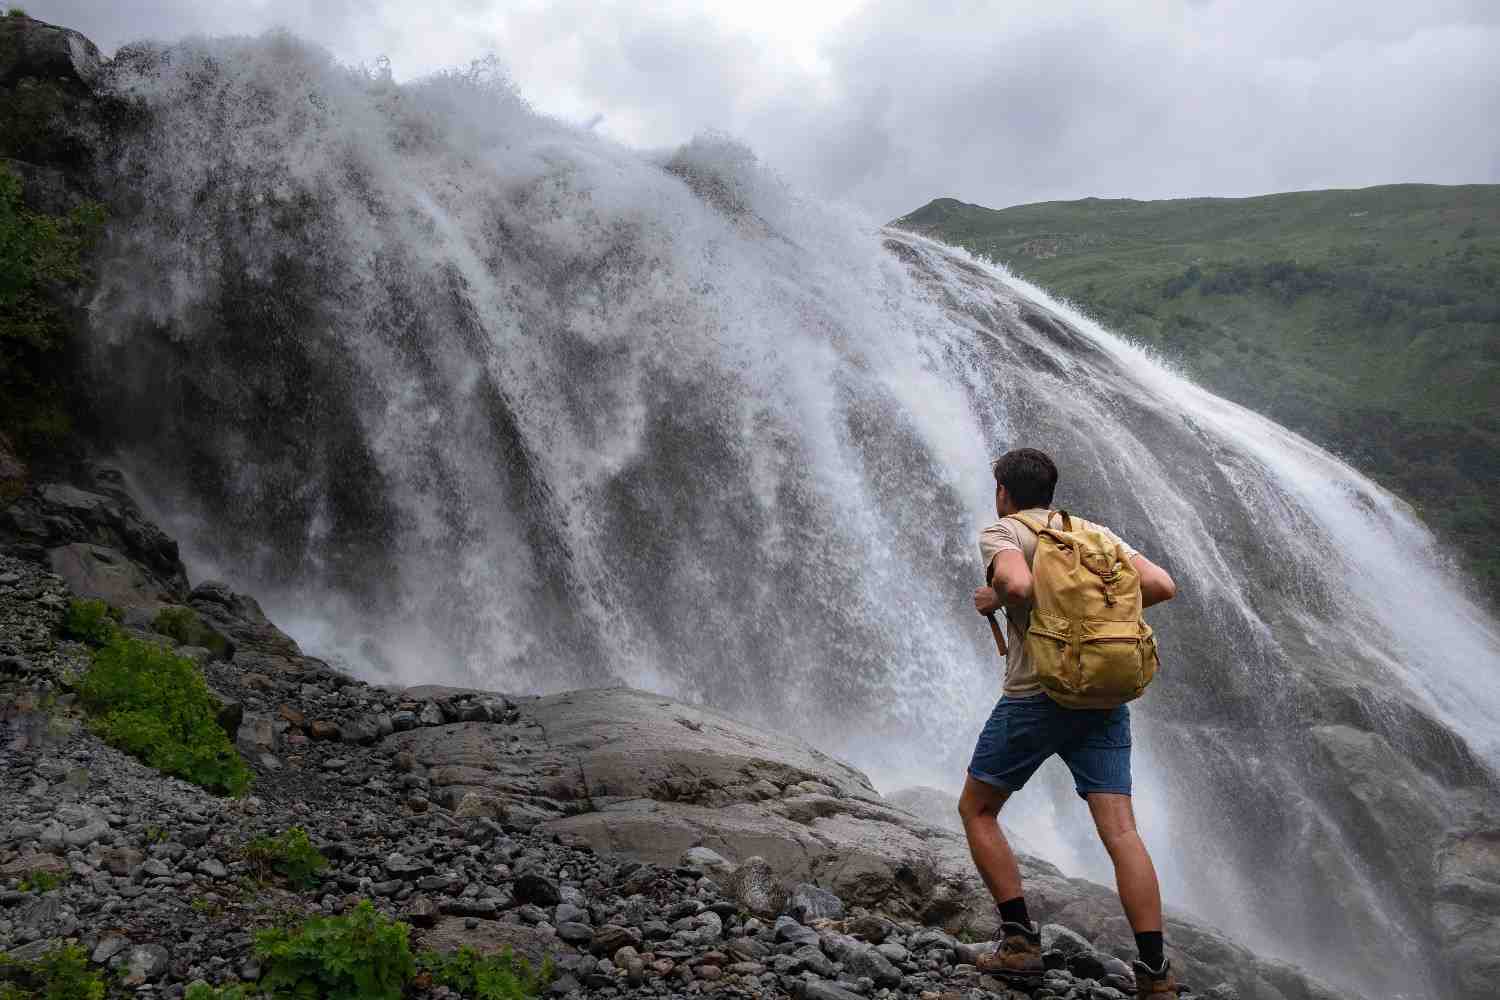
left=893, top=185, right=1500, bottom=604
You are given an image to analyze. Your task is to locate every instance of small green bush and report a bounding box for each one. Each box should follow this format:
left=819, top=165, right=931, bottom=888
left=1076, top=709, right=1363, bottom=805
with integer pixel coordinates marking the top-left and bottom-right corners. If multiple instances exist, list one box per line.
left=183, top=983, right=249, bottom=1000
left=76, top=634, right=252, bottom=795
left=17, top=869, right=65, bottom=893
left=5, top=9, right=27, bottom=20
left=243, top=827, right=327, bottom=888
left=61, top=599, right=118, bottom=645
left=0, top=943, right=104, bottom=1000
left=419, top=946, right=552, bottom=1000
left=152, top=605, right=229, bottom=659
left=255, top=900, right=415, bottom=1000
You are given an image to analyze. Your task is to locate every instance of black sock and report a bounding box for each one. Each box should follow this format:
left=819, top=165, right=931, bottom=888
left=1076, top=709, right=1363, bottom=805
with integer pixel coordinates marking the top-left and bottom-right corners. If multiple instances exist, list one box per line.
left=997, top=896, right=1030, bottom=928
left=1134, top=931, right=1165, bottom=969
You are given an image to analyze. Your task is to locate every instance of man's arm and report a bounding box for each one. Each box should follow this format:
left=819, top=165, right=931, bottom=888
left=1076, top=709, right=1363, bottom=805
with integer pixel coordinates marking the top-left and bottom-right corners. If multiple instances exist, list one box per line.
left=973, top=549, right=1032, bottom=615
left=1133, top=554, right=1177, bottom=608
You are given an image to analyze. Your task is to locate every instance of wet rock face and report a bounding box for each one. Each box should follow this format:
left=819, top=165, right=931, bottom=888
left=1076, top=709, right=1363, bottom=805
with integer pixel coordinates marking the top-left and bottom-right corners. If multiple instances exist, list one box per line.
left=2, top=469, right=189, bottom=608
left=0, top=15, right=103, bottom=90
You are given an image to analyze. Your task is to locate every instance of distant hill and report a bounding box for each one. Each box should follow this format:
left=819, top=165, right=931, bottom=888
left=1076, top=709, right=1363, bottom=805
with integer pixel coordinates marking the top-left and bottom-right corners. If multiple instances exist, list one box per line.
left=893, top=185, right=1500, bottom=604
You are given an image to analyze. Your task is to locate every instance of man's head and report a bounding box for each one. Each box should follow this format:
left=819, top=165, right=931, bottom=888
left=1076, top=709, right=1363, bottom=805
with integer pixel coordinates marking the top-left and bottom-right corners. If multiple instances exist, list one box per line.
left=991, top=448, right=1057, bottom=515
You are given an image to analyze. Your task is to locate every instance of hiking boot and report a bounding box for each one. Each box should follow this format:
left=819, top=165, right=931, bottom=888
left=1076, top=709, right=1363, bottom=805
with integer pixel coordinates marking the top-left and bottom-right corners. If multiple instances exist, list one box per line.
left=1131, top=958, right=1179, bottom=998
left=975, top=920, right=1043, bottom=980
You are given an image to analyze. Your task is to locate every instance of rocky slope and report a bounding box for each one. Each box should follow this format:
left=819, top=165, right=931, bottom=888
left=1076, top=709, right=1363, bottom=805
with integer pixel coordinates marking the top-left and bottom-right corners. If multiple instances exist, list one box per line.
left=0, top=453, right=1376, bottom=1000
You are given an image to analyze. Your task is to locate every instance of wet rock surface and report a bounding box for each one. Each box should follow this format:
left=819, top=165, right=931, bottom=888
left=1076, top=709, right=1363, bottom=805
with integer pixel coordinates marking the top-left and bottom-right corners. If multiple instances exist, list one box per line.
left=0, top=472, right=1373, bottom=1000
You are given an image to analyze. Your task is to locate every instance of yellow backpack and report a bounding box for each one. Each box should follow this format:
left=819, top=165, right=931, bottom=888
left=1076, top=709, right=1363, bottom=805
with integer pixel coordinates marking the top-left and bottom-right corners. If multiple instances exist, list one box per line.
left=1008, top=510, right=1158, bottom=709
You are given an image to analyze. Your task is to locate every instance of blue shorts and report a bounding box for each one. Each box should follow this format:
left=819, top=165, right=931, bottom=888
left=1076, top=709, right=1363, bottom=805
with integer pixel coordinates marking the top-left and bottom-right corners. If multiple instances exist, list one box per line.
left=967, top=692, right=1132, bottom=799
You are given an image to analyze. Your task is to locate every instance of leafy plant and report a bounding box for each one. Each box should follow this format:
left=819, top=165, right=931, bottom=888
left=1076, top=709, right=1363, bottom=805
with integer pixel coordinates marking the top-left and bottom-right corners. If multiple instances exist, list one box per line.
left=61, top=599, right=118, bottom=646
left=152, top=605, right=230, bottom=659
left=17, top=869, right=65, bottom=893
left=418, top=946, right=553, bottom=1000
left=5, top=9, right=27, bottom=19
left=243, top=827, right=327, bottom=888
left=254, top=900, right=415, bottom=1000
left=183, top=983, right=249, bottom=1000
left=76, top=634, right=252, bottom=795
left=0, top=943, right=105, bottom=1000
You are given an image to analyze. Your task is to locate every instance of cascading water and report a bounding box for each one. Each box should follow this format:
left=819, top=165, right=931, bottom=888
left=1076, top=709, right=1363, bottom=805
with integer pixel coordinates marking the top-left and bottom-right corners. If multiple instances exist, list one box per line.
left=83, top=32, right=1498, bottom=1000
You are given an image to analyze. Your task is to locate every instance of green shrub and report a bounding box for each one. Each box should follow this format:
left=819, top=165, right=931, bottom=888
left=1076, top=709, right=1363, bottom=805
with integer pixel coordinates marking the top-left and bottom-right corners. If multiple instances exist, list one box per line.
left=243, top=827, right=327, bottom=888
left=5, top=9, right=27, bottom=19
left=76, top=634, right=252, bottom=795
left=0, top=943, right=104, bottom=1000
left=152, top=605, right=229, bottom=659
left=17, top=869, right=65, bottom=893
left=183, top=983, right=249, bottom=1000
left=419, top=946, right=552, bottom=1000
left=255, top=900, right=415, bottom=1000
left=61, top=599, right=117, bottom=645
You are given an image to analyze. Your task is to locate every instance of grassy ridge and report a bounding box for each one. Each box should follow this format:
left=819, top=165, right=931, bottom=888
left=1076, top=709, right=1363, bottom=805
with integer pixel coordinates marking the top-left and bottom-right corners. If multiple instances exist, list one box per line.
left=893, top=184, right=1500, bottom=603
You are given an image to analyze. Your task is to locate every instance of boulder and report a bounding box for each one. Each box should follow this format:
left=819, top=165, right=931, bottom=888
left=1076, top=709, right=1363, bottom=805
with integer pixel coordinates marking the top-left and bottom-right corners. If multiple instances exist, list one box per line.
left=47, top=542, right=172, bottom=610
left=0, top=432, right=25, bottom=502
left=0, top=14, right=103, bottom=89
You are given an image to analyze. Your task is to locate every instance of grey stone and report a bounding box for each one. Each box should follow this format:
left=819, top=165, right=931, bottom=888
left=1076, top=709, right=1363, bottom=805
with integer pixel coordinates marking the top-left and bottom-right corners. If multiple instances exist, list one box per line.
left=515, top=872, right=561, bottom=906
left=113, top=943, right=170, bottom=985
left=787, top=883, right=844, bottom=923
left=842, top=945, right=902, bottom=986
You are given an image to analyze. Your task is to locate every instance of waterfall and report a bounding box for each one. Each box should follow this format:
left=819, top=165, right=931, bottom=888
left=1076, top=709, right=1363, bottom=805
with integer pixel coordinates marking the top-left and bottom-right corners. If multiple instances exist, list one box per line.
left=87, top=32, right=1499, bottom=1000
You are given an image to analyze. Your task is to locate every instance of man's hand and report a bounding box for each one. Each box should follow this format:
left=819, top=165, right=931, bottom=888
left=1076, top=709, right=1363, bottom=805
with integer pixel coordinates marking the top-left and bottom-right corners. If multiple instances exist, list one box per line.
left=973, top=586, right=1002, bottom=616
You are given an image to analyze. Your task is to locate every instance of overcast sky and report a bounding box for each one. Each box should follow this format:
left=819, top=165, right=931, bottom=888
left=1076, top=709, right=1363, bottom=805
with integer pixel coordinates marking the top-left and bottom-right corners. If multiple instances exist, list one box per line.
left=30, top=0, right=1500, bottom=220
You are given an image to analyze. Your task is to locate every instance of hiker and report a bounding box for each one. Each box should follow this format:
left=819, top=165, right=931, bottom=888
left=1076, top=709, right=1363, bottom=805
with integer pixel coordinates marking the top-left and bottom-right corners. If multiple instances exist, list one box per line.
left=960, top=447, right=1180, bottom=998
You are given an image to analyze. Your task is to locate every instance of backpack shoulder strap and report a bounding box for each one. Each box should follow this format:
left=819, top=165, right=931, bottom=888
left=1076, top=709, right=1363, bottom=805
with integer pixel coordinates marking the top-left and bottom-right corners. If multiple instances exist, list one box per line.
left=1008, top=510, right=1066, bottom=536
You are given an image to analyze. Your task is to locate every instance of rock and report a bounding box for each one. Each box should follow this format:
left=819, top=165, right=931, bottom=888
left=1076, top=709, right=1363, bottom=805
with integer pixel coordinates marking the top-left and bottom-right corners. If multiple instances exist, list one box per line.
left=112, top=943, right=170, bottom=985
left=407, top=897, right=440, bottom=928
left=790, top=943, right=836, bottom=977
left=680, top=846, right=735, bottom=875
left=0, top=432, right=25, bottom=502
left=63, top=820, right=109, bottom=848
left=590, top=924, right=642, bottom=956
left=307, top=720, right=341, bottom=741
left=1042, top=923, right=1094, bottom=957
left=843, top=944, right=902, bottom=986
left=91, top=936, right=130, bottom=964
left=0, top=14, right=103, bottom=88
left=774, top=915, right=822, bottom=947
left=787, top=882, right=844, bottom=923
left=47, top=543, right=171, bottom=611
left=557, top=921, right=594, bottom=945
left=515, top=872, right=561, bottom=906
left=340, top=716, right=382, bottom=745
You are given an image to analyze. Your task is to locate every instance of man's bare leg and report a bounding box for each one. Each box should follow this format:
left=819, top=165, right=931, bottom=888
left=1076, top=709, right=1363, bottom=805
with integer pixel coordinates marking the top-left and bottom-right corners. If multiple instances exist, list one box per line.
left=957, top=775, right=1022, bottom=903
left=1087, top=792, right=1162, bottom=932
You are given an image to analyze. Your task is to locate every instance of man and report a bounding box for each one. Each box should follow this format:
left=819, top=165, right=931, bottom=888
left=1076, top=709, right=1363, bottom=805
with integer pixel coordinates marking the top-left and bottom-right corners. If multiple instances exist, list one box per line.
left=962, top=448, right=1180, bottom=998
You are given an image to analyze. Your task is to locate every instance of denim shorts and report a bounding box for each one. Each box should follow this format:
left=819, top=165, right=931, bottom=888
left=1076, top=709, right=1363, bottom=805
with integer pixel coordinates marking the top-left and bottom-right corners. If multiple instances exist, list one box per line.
left=967, top=692, right=1132, bottom=799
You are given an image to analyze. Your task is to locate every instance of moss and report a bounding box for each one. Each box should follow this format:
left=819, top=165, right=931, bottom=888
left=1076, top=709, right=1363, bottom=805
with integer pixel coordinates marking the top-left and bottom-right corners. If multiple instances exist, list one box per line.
left=152, top=605, right=230, bottom=659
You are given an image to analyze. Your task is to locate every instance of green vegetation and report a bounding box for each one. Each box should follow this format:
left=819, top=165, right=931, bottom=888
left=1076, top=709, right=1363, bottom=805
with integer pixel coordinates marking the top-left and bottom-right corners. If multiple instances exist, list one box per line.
left=243, top=827, right=327, bottom=889
left=896, top=184, right=1500, bottom=603
left=0, top=164, right=105, bottom=464
left=61, top=598, right=118, bottom=645
left=183, top=984, right=249, bottom=1000
left=5, top=9, right=27, bottom=19
left=0, top=943, right=105, bottom=1000
left=419, top=946, right=553, bottom=1000
left=17, top=869, right=65, bottom=893
left=152, top=606, right=230, bottom=659
left=255, top=900, right=415, bottom=1000
left=75, top=631, right=252, bottom=796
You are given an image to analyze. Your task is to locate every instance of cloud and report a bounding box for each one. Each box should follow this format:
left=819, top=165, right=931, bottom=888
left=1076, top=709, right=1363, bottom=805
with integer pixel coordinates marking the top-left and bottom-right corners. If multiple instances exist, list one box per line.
left=28, top=0, right=1500, bottom=218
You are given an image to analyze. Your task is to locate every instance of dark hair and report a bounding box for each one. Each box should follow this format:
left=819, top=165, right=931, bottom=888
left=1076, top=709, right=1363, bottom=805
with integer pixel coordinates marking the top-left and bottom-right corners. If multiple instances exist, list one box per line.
left=991, top=448, right=1058, bottom=508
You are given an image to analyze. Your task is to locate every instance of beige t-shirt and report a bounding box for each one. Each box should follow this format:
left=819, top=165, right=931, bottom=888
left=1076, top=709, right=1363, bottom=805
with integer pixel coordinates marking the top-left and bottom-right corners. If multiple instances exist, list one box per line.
left=978, top=508, right=1140, bottom=697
